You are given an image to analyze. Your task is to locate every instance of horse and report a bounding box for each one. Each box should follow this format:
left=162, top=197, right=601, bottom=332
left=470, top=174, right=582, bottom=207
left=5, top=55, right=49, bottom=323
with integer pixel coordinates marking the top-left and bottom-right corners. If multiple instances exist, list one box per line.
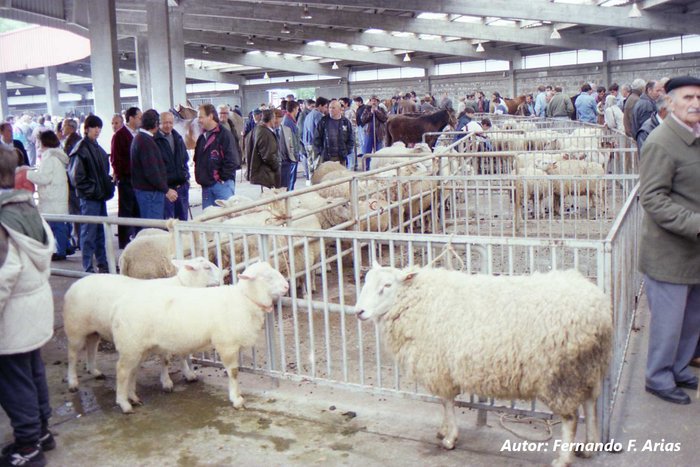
left=385, top=109, right=456, bottom=148
left=503, top=96, right=527, bottom=115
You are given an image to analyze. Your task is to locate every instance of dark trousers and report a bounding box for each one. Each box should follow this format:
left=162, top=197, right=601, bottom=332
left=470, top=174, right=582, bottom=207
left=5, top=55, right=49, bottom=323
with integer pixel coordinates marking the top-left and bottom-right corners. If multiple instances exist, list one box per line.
left=68, top=186, right=81, bottom=249
left=117, top=180, right=139, bottom=249
left=0, top=350, right=51, bottom=445
left=48, top=221, right=69, bottom=256
left=164, top=182, right=190, bottom=221
left=79, top=198, right=108, bottom=273
left=280, top=160, right=298, bottom=191
left=134, top=189, right=165, bottom=220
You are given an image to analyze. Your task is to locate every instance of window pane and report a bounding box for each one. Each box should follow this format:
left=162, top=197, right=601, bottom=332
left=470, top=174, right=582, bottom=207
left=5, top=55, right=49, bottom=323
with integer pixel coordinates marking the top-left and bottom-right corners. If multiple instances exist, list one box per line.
left=622, top=41, right=650, bottom=60
left=378, top=68, right=401, bottom=79
left=437, top=62, right=462, bottom=76
left=401, top=67, right=425, bottom=78
left=650, top=37, right=681, bottom=57
left=523, top=54, right=549, bottom=69
left=577, top=49, right=602, bottom=64
left=462, top=60, right=486, bottom=73
left=682, top=35, right=700, bottom=53
left=485, top=60, right=509, bottom=71
left=550, top=51, right=577, bottom=66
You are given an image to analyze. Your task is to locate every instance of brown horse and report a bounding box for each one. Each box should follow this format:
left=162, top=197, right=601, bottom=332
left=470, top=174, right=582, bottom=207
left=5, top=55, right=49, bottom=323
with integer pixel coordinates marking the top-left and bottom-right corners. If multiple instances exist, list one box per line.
left=503, top=96, right=527, bottom=115
left=385, top=109, right=456, bottom=148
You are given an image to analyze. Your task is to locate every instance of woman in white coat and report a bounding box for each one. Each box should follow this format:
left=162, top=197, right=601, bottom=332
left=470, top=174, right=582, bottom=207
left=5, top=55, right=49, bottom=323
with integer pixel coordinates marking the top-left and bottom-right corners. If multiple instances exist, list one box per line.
left=603, top=94, right=624, bottom=133
left=21, top=130, right=70, bottom=260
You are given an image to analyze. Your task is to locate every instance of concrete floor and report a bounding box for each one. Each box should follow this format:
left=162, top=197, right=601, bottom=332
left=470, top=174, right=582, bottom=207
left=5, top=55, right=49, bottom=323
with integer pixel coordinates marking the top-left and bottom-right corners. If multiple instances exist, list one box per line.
left=2, top=179, right=699, bottom=466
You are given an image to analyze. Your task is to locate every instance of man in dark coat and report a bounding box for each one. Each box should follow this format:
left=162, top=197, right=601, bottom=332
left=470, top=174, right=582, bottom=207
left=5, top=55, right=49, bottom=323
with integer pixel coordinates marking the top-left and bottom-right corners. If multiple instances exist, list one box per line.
left=155, top=111, right=190, bottom=220
left=313, top=100, right=354, bottom=167
left=193, top=104, right=240, bottom=209
left=0, top=123, right=29, bottom=166
left=250, top=109, right=281, bottom=189
left=110, top=106, right=141, bottom=248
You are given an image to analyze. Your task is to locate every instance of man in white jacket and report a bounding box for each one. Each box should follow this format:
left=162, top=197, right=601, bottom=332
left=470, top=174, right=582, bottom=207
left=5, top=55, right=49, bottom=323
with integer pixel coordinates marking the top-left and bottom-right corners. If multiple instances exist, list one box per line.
left=0, top=146, right=56, bottom=467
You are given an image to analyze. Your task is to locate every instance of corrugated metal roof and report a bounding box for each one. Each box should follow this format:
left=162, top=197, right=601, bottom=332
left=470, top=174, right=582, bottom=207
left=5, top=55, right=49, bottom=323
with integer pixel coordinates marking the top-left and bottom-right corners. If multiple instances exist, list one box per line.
left=0, top=25, right=90, bottom=73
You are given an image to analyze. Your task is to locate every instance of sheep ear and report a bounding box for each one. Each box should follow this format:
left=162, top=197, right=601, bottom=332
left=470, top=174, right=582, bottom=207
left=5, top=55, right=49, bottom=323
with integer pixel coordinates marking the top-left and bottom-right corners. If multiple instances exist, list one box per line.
left=184, top=264, right=196, bottom=271
left=238, top=273, right=254, bottom=281
left=399, top=270, right=418, bottom=283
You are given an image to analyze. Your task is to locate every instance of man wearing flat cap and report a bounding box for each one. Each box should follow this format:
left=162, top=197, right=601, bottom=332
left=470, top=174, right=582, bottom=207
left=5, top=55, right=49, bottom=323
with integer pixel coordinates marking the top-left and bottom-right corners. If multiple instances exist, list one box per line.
left=640, top=76, right=700, bottom=405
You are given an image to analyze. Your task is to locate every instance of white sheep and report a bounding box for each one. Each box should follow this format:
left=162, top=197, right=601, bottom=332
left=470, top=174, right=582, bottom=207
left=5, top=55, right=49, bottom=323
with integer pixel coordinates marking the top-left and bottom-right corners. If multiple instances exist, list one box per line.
left=110, top=262, right=289, bottom=413
left=311, top=161, right=348, bottom=185
left=542, top=160, right=605, bottom=217
left=119, top=231, right=179, bottom=279
left=64, top=257, right=224, bottom=393
left=513, top=166, right=549, bottom=231
left=355, top=264, right=612, bottom=467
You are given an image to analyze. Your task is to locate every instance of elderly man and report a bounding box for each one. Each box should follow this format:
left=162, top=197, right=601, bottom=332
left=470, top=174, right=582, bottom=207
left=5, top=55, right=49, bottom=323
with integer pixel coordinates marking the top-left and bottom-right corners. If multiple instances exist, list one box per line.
left=0, top=122, right=29, bottom=166
left=360, top=95, right=388, bottom=170
left=154, top=111, right=190, bottom=220
left=111, top=113, right=124, bottom=134
left=250, top=109, right=282, bottom=189
left=640, top=76, right=700, bottom=405
left=624, top=78, right=645, bottom=137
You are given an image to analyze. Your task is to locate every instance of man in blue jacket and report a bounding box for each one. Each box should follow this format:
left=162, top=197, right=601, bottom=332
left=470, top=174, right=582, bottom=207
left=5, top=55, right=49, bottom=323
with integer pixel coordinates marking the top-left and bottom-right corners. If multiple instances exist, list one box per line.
left=193, top=104, right=240, bottom=209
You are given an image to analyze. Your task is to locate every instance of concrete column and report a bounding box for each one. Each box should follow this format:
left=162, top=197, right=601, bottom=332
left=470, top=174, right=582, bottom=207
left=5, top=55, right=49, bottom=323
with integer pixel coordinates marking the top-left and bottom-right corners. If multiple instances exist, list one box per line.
left=136, top=35, right=152, bottom=110
left=169, top=7, right=187, bottom=106
left=87, top=0, right=120, bottom=148
left=146, top=0, right=173, bottom=111
left=0, top=75, right=9, bottom=120
left=45, top=66, right=61, bottom=116
left=510, top=56, right=523, bottom=97
left=600, top=51, right=612, bottom=86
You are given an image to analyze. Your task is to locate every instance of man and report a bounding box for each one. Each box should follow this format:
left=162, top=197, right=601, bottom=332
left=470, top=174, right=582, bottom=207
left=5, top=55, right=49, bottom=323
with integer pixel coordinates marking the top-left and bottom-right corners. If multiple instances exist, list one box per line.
left=546, top=87, right=575, bottom=119
left=250, top=109, right=281, bottom=189
left=353, top=96, right=367, bottom=164
left=620, top=83, right=631, bottom=111
left=232, top=104, right=242, bottom=117
left=280, top=101, right=303, bottom=191
left=623, top=78, right=645, bottom=137
left=534, top=85, right=548, bottom=117
left=297, top=99, right=315, bottom=135
left=217, top=104, right=241, bottom=154
left=193, top=104, right=240, bottom=208
left=609, top=83, right=624, bottom=109
left=0, top=122, right=29, bottom=166
left=639, top=76, right=700, bottom=405
left=360, top=95, right=388, bottom=171
left=302, top=97, right=329, bottom=173
left=61, top=119, right=81, bottom=156
left=68, top=115, right=114, bottom=273
left=575, top=84, right=597, bottom=123
left=155, top=111, right=190, bottom=220
left=111, top=114, right=124, bottom=134
left=130, top=109, right=174, bottom=220
left=516, top=94, right=535, bottom=116
left=110, top=107, right=141, bottom=249
left=313, top=100, right=354, bottom=166
left=475, top=90, right=490, bottom=114
left=636, top=96, right=669, bottom=151
left=398, top=93, right=417, bottom=114
left=439, top=92, right=454, bottom=112
left=244, top=109, right=263, bottom=180
left=631, top=80, right=663, bottom=138
left=0, top=146, right=56, bottom=467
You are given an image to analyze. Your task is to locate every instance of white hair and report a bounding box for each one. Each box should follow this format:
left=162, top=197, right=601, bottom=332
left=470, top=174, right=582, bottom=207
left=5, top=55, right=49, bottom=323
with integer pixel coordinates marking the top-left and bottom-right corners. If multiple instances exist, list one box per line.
left=217, top=104, right=230, bottom=112
left=631, top=78, right=646, bottom=92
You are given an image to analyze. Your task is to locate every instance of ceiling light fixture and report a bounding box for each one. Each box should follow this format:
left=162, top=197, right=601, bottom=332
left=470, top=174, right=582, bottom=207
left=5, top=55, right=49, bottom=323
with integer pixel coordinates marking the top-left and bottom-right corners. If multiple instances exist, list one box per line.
left=281, top=23, right=291, bottom=34
left=14, top=89, right=21, bottom=96
left=263, top=71, right=269, bottom=79
left=246, top=36, right=255, bottom=46
left=628, top=2, right=642, bottom=18
left=331, top=61, right=339, bottom=70
left=403, top=53, right=411, bottom=62
left=475, top=42, right=485, bottom=52
left=550, top=27, right=561, bottom=39
left=301, top=4, right=312, bottom=20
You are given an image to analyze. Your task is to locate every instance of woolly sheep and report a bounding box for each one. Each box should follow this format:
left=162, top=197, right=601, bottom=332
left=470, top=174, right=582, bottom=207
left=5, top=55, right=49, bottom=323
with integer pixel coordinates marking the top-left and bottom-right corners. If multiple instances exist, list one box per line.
left=311, top=161, right=348, bottom=185
left=355, top=264, right=612, bottom=467
left=64, top=257, right=224, bottom=393
left=111, top=262, right=289, bottom=413
left=513, top=166, right=549, bottom=231
left=119, top=232, right=179, bottom=279
left=542, top=160, right=605, bottom=217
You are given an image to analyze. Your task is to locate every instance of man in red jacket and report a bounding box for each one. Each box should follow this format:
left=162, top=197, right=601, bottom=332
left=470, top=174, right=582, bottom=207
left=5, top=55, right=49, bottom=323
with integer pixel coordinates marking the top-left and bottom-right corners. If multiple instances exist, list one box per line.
left=110, top=107, right=141, bottom=249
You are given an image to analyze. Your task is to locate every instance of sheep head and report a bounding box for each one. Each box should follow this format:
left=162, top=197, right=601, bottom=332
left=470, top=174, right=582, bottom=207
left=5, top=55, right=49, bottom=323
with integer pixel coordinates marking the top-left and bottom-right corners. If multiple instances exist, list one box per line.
left=171, top=257, right=224, bottom=287
left=237, top=262, right=290, bottom=312
left=355, top=261, right=418, bottom=321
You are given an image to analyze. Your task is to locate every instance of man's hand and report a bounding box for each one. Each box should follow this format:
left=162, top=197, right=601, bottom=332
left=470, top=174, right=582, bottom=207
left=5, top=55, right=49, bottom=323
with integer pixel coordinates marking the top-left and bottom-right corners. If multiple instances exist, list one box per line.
left=166, top=188, right=178, bottom=202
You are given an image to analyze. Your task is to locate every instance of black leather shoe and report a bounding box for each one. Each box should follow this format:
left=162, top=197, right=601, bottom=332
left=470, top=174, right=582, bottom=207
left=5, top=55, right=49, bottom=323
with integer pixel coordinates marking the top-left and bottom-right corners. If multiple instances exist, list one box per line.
left=676, top=379, right=698, bottom=390
left=645, top=386, right=691, bottom=404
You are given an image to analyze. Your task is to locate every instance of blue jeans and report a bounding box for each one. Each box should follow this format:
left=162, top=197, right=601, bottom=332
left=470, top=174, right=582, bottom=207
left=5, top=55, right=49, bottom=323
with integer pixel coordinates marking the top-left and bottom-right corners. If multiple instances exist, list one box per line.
left=280, top=160, right=298, bottom=191
left=164, top=182, right=190, bottom=220
left=134, top=189, right=165, bottom=220
left=0, top=350, right=51, bottom=444
left=79, top=198, right=108, bottom=273
left=48, top=221, right=69, bottom=256
left=202, top=179, right=235, bottom=209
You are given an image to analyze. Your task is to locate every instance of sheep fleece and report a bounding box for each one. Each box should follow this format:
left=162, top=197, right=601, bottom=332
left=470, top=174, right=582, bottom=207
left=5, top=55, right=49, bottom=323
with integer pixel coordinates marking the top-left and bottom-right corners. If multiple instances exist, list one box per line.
left=380, top=268, right=612, bottom=413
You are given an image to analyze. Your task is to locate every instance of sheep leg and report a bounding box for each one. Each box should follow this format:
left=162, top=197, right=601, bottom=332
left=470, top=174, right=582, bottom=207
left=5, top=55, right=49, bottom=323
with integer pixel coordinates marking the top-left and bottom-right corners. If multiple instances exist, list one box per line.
left=127, top=364, right=142, bottom=406
left=219, top=346, right=244, bottom=409
left=576, top=398, right=600, bottom=459
left=116, top=353, right=140, bottom=413
left=67, top=335, right=85, bottom=392
left=85, top=333, right=104, bottom=379
left=438, top=397, right=458, bottom=450
left=180, top=356, right=198, bottom=382
left=552, top=413, right=577, bottom=467
left=159, top=354, right=174, bottom=392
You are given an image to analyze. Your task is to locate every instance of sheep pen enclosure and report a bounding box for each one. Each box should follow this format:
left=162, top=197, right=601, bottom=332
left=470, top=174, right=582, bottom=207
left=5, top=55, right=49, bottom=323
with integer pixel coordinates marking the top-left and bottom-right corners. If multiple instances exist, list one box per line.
left=169, top=120, right=642, bottom=443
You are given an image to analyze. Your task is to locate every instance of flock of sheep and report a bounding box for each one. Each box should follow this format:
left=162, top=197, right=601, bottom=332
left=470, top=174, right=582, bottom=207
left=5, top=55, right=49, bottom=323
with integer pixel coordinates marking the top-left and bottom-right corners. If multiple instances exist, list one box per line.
left=60, top=119, right=621, bottom=466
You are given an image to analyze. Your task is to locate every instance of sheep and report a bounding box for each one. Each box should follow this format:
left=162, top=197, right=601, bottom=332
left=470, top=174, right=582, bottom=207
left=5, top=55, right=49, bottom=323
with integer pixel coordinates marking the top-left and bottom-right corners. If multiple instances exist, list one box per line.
left=311, top=161, right=348, bottom=185
left=110, top=261, right=290, bottom=413
left=119, top=231, right=179, bottom=279
left=542, top=160, right=605, bottom=217
left=260, top=189, right=350, bottom=230
left=64, top=257, right=224, bottom=393
left=192, top=194, right=257, bottom=223
left=513, top=166, right=549, bottom=231
left=355, top=263, right=612, bottom=467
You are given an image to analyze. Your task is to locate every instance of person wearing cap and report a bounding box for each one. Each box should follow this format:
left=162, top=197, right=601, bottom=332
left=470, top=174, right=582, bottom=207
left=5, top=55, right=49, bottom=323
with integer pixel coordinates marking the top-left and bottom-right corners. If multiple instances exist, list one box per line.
left=360, top=95, right=387, bottom=171
left=639, top=76, right=700, bottom=405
